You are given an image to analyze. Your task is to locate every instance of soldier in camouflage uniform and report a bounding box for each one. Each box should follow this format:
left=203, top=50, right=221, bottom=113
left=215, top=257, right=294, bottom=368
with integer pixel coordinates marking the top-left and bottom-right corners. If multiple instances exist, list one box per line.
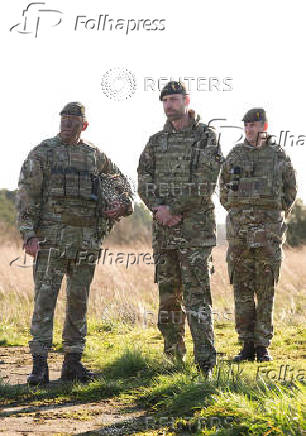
left=16, top=102, right=133, bottom=384
left=220, top=108, right=297, bottom=362
left=137, top=82, right=222, bottom=375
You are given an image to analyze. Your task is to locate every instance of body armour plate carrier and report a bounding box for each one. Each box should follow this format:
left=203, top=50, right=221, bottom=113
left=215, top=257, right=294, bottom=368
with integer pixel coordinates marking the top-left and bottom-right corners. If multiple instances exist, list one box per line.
left=226, top=144, right=283, bottom=210
left=40, top=140, right=104, bottom=231
left=151, top=124, right=218, bottom=249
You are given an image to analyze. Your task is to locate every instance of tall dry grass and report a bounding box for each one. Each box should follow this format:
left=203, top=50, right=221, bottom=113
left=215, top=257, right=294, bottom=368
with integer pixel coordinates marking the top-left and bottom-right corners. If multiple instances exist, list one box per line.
left=0, top=243, right=305, bottom=332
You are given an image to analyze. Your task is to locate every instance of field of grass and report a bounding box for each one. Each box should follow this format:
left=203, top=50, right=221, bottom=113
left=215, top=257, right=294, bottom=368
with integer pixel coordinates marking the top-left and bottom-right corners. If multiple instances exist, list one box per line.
left=0, top=244, right=305, bottom=435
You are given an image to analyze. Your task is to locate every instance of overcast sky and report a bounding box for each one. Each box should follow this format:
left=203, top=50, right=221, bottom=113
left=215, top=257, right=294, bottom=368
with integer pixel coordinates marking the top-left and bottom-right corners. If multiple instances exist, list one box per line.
left=2, top=0, right=305, bottom=223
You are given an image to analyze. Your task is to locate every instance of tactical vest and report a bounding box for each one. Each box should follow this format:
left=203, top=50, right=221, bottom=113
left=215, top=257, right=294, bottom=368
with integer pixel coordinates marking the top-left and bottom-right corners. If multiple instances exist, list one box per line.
left=227, top=143, right=283, bottom=210
left=225, top=142, right=288, bottom=249
left=40, top=138, right=103, bottom=229
left=150, top=124, right=217, bottom=249
left=152, top=124, right=214, bottom=204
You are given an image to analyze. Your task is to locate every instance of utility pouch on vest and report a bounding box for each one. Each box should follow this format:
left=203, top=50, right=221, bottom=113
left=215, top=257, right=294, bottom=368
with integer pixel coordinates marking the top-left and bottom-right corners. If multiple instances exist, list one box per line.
left=247, top=225, right=267, bottom=248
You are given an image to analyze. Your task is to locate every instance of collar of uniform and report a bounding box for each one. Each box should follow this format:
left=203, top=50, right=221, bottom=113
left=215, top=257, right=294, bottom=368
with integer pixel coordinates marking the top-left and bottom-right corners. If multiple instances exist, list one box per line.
left=163, top=110, right=200, bottom=133
left=243, top=136, right=271, bottom=150
left=56, top=133, right=82, bottom=146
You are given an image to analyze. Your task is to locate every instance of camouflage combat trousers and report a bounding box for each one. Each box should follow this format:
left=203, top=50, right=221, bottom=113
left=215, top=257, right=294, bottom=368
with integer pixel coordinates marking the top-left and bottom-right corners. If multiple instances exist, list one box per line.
left=227, top=243, right=282, bottom=347
left=154, top=246, right=216, bottom=369
left=29, top=248, right=96, bottom=356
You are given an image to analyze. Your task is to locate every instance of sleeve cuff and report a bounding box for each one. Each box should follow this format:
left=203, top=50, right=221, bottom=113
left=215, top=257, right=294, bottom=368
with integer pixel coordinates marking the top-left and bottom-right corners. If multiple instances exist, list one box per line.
left=167, top=204, right=182, bottom=215
left=22, top=231, right=37, bottom=244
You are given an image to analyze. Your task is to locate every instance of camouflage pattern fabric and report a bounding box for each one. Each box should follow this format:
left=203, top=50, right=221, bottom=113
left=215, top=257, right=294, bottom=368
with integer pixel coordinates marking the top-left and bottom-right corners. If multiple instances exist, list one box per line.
left=30, top=248, right=96, bottom=356
left=16, top=134, right=133, bottom=355
left=156, top=249, right=186, bottom=358
left=95, top=172, right=134, bottom=234
left=138, top=111, right=221, bottom=368
left=156, top=247, right=216, bottom=367
left=227, top=243, right=279, bottom=347
left=138, top=112, right=221, bottom=249
left=16, top=135, right=133, bottom=245
left=220, top=137, right=297, bottom=347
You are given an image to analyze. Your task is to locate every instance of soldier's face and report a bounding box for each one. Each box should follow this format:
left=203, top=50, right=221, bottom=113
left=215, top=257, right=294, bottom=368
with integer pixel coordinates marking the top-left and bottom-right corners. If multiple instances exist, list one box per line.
left=244, top=121, right=266, bottom=146
left=162, top=94, right=188, bottom=121
left=60, top=115, right=83, bottom=142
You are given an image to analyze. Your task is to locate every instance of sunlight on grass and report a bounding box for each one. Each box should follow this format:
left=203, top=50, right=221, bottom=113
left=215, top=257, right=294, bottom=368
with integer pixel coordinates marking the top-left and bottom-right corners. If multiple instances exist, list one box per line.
left=0, top=244, right=305, bottom=435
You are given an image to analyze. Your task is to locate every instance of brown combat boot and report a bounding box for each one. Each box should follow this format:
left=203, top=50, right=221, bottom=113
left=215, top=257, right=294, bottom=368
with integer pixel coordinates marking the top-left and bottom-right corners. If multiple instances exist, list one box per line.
left=195, top=361, right=213, bottom=379
left=233, top=341, right=255, bottom=362
left=27, top=354, right=49, bottom=386
left=61, top=353, right=95, bottom=383
left=164, top=339, right=186, bottom=363
left=196, top=365, right=212, bottom=379
left=256, top=346, right=273, bottom=362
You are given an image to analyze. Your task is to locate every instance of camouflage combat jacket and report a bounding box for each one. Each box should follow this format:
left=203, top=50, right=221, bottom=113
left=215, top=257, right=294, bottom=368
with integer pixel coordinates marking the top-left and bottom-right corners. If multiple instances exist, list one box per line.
left=16, top=135, right=133, bottom=257
left=138, top=112, right=222, bottom=249
left=220, top=137, right=297, bottom=247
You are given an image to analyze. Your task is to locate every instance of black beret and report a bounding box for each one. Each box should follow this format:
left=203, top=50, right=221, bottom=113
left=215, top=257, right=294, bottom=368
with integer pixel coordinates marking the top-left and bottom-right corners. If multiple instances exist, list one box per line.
left=242, top=108, right=267, bottom=123
left=159, top=81, right=187, bottom=101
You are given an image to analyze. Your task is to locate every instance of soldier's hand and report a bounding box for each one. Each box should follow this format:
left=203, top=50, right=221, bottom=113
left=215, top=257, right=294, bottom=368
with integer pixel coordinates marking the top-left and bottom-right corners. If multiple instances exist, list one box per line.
left=166, top=215, right=182, bottom=226
left=23, top=237, right=39, bottom=258
left=104, top=201, right=126, bottom=220
left=153, top=205, right=170, bottom=224
left=153, top=206, right=182, bottom=226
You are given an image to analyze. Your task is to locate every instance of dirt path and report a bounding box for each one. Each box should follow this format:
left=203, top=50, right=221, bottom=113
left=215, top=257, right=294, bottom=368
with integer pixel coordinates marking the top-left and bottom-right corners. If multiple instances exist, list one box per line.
left=0, top=347, right=148, bottom=436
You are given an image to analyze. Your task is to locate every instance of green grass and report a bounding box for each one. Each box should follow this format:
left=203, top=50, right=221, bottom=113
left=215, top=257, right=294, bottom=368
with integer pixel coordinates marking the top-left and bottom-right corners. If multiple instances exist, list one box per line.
left=0, top=323, right=29, bottom=346
left=0, top=320, right=305, bottom=435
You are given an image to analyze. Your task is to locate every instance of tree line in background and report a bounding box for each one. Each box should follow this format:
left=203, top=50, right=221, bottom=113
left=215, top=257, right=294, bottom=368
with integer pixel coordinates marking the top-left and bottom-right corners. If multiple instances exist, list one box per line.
left=286, top=199, right=306, bottom=246
left=0, top=189, right=305, bottom=247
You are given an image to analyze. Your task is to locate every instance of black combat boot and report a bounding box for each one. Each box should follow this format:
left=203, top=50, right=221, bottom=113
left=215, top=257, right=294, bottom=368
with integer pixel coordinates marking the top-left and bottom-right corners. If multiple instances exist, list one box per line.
left=27, top=354, right=49, bottom=385
left=256, top=346, right=273, bottom=362
left=233, top=341, right=255, bottom=362
left=61, top=353, right=95, bottom=383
